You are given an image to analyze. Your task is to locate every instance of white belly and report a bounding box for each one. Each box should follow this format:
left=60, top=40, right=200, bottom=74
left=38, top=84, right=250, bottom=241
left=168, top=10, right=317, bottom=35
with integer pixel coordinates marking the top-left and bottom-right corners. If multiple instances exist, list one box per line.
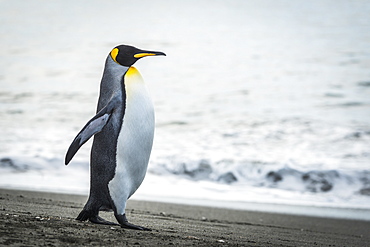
left=108, top=67, right=154, bottom=215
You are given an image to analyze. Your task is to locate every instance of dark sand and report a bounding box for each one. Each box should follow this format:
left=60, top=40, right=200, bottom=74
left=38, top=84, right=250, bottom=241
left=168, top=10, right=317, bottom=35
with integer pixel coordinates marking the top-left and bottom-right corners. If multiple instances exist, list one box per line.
left=0, top=188, right=369, bottom=246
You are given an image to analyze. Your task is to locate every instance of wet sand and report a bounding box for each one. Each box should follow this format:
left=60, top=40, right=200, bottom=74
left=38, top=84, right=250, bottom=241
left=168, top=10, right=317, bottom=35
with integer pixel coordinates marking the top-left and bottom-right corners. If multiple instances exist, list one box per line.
left=0, top=188, right=369, bottom=246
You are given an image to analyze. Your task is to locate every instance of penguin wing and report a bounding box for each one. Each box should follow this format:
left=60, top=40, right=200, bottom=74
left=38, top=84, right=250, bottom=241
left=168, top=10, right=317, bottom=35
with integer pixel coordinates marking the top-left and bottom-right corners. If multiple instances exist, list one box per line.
left=65, top=100, right=116, bottom=165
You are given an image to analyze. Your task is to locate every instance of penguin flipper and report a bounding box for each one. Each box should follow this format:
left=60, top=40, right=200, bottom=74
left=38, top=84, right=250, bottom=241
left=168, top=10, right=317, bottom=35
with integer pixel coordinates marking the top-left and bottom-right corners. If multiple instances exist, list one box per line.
left=65, top=102, right=115, bottom=165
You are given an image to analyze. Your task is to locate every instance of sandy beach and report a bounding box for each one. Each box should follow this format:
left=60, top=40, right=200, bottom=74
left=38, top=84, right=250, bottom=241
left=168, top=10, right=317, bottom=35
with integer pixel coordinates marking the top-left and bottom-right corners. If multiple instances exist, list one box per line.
left=0, top=188, right=369, bottom=246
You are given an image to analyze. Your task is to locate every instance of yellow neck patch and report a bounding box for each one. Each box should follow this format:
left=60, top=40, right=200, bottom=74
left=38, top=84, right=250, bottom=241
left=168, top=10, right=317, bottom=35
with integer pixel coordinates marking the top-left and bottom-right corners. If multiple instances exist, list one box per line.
left=110, top=48, right=119, bottom=63
left=125, top=66, right=141, bottom=78
left=124, top=67, right=144, bottom=98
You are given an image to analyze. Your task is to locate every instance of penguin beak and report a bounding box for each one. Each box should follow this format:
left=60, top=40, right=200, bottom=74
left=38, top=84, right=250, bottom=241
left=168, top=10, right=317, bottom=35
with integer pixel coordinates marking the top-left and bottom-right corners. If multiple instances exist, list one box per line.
left=134, top=51, right=166, bottom=58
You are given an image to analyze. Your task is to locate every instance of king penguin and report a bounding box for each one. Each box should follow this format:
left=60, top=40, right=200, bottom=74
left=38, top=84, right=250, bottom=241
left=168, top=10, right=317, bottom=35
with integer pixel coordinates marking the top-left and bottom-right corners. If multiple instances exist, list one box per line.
left=65, top=44, right=165, bottom=230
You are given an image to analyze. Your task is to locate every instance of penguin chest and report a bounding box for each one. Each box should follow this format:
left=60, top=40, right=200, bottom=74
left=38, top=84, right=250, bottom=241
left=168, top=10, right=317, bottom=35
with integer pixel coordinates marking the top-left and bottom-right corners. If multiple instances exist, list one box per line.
left=109, top=67, right=155, bottom=202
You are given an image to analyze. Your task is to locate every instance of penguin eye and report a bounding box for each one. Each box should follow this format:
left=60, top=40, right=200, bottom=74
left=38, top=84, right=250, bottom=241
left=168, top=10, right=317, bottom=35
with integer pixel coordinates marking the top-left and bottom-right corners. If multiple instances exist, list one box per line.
left=123, top=51, right=132, bottom=57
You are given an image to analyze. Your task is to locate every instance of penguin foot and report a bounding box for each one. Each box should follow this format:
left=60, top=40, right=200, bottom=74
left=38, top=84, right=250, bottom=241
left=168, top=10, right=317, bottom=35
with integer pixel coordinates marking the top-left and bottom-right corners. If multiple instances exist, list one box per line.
left=115, top=214, right=151, bottom=231
left=76, top=209, right=90, bottom=221
left=76, top=209, right=119, bottom=226
left=89, top=215, right=119, bottom=226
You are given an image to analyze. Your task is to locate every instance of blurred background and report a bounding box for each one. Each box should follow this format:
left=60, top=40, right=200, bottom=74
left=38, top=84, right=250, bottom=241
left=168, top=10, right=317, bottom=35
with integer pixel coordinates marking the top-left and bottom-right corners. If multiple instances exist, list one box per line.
left=1, top=0, right=369, bottom=219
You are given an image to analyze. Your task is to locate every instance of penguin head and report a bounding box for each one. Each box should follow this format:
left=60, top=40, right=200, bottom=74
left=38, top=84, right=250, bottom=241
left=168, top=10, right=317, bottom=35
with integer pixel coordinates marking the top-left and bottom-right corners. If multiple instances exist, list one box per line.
left=110, top=45, right=166, bottom=67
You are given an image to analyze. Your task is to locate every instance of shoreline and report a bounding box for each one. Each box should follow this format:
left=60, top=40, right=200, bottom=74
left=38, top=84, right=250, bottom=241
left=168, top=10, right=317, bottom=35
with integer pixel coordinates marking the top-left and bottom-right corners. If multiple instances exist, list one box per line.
left=133, top=194, right=370, bottom=222
left=3, top=185, right=370, bottom=222
left=1, top=188, right=369, bottom=246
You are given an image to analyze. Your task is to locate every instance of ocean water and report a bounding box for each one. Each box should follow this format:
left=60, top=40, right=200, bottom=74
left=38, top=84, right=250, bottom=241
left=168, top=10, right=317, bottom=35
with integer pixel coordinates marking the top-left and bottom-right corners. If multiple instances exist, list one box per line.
left=1, top=0, right=370, bottom=219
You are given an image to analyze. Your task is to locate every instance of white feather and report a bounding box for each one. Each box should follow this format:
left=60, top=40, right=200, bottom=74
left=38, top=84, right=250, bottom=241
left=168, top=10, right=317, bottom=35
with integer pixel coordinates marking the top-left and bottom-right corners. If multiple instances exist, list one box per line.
left=108, top=67, right=155, bottom=215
